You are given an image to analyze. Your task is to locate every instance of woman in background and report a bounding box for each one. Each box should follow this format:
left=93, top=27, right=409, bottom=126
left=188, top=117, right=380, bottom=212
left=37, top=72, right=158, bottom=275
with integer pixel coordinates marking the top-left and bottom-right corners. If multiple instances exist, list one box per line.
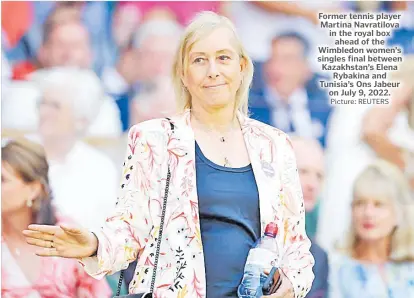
left=329, top=160, right=414, bottom=298
left=1, top=138, right=111, bottom=298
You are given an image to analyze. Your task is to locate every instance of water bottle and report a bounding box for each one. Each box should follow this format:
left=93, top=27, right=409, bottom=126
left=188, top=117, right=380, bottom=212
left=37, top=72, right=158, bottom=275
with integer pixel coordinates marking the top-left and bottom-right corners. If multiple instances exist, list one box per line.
left=237, top=222, right=280, bottom=298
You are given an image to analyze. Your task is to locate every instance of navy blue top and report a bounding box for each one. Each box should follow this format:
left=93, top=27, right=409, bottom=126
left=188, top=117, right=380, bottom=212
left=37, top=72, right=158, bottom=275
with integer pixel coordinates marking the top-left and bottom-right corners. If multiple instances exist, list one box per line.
left=195, top=142, right=261, bottom=297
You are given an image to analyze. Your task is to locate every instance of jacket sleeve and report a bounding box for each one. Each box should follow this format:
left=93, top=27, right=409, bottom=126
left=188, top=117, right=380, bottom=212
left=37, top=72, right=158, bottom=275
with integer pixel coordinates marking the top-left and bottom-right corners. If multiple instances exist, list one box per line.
left=79, top=124, right=155, bottom=279
left=279, top=135, right=315, bottom=298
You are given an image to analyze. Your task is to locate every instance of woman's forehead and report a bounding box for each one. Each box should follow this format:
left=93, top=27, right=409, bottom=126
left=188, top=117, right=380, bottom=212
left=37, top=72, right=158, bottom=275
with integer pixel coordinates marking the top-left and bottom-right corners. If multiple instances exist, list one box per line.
left=188, top=27, right=238, bottom=56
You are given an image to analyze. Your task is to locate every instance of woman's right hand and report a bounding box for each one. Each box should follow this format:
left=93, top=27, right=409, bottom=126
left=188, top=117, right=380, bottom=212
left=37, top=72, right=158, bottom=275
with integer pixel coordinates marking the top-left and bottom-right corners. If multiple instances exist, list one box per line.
left=23, top=224, right=98, bottom=259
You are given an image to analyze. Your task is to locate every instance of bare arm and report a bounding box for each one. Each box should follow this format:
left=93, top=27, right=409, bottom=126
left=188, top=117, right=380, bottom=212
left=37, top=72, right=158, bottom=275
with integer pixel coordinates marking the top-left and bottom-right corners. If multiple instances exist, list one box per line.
left=361, top=103, right=405, bottom=168
left=361, top=84, right=413, bottom=170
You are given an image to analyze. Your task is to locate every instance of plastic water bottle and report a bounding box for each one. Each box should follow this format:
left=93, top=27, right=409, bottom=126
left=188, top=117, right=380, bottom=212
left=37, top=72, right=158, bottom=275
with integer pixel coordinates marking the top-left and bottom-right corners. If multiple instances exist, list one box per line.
left=237, top=222, right=280, bottom=298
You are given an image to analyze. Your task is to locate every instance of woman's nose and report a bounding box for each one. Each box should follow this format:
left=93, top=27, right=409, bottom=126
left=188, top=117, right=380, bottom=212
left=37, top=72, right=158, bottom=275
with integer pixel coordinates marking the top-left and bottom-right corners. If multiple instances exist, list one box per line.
left=207, top=61, right=220, bottom=78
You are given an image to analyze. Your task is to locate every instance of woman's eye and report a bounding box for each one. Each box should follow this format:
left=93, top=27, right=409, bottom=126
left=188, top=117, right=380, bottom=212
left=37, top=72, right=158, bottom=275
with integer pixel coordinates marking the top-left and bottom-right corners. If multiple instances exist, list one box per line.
left=218, top=55, right=231, bottom=61
left=193, top=57, right=204, bottom=64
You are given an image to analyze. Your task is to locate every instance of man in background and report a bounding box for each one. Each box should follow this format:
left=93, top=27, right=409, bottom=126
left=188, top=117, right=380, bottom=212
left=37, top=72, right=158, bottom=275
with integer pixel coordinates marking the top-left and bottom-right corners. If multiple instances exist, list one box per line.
left=249, top=32, right=332, bottom=147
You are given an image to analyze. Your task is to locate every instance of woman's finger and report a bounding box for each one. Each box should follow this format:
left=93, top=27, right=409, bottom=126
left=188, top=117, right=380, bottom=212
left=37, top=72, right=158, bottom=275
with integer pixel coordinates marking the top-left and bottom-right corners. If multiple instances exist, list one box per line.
left=26, top=237, right=55, bottom=249
left=35, top=247, right=61, bottom=257
left=22, top=230, right=54, bottom=241
left=59, top=224, right=82, bottom=235
left=27, top=224, right=59, bottom=235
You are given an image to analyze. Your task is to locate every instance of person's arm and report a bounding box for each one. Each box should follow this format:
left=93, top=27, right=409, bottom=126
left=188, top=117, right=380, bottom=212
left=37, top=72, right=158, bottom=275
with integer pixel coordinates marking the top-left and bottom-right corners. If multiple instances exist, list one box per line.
left=276, top=135, right=315, bottom=298
left=250, top=2, right=318, bottom=24
left=361, top=86, right=411, bottom=170
left=79, top=124, right=154, bottom=278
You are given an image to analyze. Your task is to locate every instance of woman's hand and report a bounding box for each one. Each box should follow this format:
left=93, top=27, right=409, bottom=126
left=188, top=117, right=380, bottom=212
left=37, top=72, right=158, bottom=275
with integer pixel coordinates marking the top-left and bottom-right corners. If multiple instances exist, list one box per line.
left=22, top=224, right=98, bottom=259
left=261, top=269, right=295, bottom=298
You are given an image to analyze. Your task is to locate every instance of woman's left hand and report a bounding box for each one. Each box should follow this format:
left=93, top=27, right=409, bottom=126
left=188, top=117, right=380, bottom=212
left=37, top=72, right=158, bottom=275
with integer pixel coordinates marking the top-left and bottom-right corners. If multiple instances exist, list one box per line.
left=261, top=269, right=294, bottom=298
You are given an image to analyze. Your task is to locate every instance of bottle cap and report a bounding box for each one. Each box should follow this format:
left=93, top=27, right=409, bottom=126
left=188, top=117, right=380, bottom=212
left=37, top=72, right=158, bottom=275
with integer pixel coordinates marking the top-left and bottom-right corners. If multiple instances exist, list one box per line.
left=264, top=222, right=278, bottom=238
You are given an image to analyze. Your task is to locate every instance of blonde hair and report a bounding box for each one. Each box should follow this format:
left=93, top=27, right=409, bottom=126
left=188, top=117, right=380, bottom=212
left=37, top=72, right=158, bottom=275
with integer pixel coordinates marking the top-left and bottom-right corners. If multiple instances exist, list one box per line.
left=172, top=11, right=254, bottom=116
left=337, top=159, right=414, bottom=262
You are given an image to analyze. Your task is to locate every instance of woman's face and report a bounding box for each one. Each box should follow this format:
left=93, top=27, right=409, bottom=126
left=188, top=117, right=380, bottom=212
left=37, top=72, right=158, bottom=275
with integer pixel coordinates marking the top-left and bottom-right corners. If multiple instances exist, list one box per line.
left=1, top=162, right=39, bottom=214
left=182, top=26, right=245, bottom=111
left=352, top=196, right=397, bottom=242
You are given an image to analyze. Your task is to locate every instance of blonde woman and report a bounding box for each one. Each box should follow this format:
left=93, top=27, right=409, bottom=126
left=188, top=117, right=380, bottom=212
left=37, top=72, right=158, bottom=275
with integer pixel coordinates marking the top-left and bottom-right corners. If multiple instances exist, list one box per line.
left=329, top=160, right=414, bottom=298
left=23, top=12, right=314, bottom=298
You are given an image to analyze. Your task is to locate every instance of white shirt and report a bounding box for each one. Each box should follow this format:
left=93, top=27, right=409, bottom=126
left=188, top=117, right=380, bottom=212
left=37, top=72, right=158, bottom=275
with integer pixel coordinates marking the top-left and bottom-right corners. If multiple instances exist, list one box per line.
left=265, top=87, right=324, bottom=140
left=48, top=141, right=119, bottom=230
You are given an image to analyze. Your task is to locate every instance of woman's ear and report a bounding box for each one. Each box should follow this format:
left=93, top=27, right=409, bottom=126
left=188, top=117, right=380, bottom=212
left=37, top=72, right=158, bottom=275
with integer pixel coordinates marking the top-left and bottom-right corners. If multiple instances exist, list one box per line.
left=239, top=56, right=247, bottom=73
left=27, top=181, right=43, bottom=202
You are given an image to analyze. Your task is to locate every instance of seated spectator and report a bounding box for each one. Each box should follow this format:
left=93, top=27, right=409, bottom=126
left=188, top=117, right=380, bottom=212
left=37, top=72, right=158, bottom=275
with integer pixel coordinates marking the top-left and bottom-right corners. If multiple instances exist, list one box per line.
left=317, top=57, right=414, bottom=253
left=291, top=136, right=329, bottom=298
left=1, top=137, right=111, bottom=297
left=329, top=160, right=414, bottom=298
left=129, top=17, right=183, bottom=125
left=5, top=1, right=116, bottom=77
left=6, top=5, right=121, bottom=137
left=29, top=67, right=119, bottom=230
left=249, top=32, right=332, bottom=147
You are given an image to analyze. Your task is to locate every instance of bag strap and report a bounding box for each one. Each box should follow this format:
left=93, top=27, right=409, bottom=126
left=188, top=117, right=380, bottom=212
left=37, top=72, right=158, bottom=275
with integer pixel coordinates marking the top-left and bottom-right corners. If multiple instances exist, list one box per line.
left=116, top=119, right=175, bottom=296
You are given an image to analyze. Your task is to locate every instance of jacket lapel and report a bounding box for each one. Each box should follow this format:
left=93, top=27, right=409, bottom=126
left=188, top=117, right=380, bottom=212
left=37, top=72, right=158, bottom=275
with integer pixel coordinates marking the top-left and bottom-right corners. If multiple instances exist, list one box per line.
left=238, top=112, right=282, bottom=236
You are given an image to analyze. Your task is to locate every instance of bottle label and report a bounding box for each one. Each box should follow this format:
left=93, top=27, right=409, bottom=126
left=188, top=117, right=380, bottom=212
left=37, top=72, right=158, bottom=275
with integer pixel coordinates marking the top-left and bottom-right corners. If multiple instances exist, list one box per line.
left=245, top=247, right=279, bottom=271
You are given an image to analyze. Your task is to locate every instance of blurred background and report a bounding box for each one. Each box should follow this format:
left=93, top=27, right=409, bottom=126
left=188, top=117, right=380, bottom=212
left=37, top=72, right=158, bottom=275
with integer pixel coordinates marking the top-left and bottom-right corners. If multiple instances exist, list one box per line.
left=1, top=1, right=414, bottom=297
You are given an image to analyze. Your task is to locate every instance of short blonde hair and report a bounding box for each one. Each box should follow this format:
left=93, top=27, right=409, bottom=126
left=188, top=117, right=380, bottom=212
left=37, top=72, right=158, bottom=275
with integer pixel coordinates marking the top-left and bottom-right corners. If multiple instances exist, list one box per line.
left=172, top=11, right=254, bottom=116
left=337, top=159, right=414, bottom=262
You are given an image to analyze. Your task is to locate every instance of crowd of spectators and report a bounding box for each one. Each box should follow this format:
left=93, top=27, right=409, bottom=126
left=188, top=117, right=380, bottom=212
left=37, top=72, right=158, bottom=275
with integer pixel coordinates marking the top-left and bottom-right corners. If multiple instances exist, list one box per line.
left=2, top=1, right=414, bottom=297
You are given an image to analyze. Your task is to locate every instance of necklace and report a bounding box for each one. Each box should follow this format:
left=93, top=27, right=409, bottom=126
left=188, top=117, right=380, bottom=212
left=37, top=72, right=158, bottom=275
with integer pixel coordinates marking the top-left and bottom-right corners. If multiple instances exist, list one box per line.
left=191, top=114, right=238, bottom=167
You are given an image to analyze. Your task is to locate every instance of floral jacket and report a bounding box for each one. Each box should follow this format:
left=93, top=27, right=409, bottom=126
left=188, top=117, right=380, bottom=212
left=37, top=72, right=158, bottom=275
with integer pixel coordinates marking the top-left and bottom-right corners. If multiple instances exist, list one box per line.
left=80, top=109, right=315, bottom=298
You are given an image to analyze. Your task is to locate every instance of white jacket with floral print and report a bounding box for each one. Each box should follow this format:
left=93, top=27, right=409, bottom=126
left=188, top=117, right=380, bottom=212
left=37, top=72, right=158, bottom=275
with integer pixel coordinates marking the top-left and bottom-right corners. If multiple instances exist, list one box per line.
left=80, top=109, right=315, bottom=298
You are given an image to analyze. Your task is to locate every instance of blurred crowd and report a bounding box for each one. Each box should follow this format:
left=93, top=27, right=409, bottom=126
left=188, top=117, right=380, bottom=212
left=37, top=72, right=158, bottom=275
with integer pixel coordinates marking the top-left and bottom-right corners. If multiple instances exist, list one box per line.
left=1, top=1, right=414, bottom=298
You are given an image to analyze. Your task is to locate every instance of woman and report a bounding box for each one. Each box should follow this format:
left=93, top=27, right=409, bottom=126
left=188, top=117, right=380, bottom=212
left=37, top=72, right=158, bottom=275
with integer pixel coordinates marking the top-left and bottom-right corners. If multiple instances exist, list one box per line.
left=23, top=12, right=314, bottom=298
left=317, top=60, right=414, bottom=253
left=1, top=138, right=111, bottom=297
left=329, top=160, right=414, bottom=298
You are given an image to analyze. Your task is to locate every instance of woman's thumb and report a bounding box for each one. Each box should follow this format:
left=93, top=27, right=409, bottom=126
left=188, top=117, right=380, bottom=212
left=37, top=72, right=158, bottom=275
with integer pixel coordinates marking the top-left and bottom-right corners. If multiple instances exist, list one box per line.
left=60, top=224, right=81, bottom=234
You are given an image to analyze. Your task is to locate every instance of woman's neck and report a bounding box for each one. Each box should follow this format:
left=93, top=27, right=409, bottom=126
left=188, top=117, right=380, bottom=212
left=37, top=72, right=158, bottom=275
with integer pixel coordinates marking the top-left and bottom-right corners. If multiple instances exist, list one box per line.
left=2, top=208, right=33, bottom=241
left=190, top=103, right=238, bottom=133
left=354, top=237, right=391, bottom=263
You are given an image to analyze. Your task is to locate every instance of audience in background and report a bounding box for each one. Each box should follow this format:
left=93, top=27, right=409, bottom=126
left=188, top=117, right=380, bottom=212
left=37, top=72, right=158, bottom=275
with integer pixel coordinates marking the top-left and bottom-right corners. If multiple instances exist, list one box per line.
left=30, top=67, right=119, bottom=230
left=130, top=17, right=183, bottom=124
left=249, top=32, right=332, bottom=147
left=2, top=5, right=122, bottom=137
left=291, top=137, right=329, bottom=298
left=329, top=160, right=414, bottom=298
left=318, top=59, right=414, bottom=252
left=4, top=1, right=116, bottom=77
left=1, top=2, right=414, bottom=296
left=1, top=138, right=111, bottom=297
left=227, top=1, right=343, bottom=71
